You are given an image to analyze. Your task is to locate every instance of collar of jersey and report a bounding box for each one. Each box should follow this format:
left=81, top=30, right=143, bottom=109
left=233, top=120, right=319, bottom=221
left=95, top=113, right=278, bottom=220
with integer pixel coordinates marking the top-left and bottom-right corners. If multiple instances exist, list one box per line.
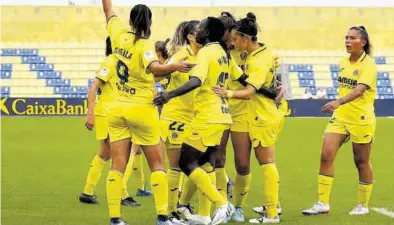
left=347, top=51, right=367, bottom=64
left=205, top=42, right=219, bottom=47
left=250, top=43, right=267, bottom=57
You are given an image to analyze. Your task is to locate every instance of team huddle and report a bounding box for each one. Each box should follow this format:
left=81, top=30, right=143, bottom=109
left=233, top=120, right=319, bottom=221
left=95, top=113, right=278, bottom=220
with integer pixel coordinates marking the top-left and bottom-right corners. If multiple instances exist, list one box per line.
left=78, top=1, right=378, bottom=225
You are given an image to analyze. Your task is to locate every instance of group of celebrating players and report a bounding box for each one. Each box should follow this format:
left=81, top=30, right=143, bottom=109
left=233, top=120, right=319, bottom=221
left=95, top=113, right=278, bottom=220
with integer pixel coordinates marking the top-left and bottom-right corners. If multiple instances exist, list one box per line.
left=77, top=0, right=378, bottom=225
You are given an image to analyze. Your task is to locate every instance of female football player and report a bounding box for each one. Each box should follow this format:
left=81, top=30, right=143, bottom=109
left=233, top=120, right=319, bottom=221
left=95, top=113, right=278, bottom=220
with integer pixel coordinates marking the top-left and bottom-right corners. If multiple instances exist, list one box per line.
left=158, top=20, right=201, bottom=224
left=212, top=13, right=283, bottom=224
left=302, top=26, right=376, bottom=216
left=154, top=17, right=243, bottom=225
left=101, top=1, right=194, bottom=225
left=80, top=37, right=140, bottom=207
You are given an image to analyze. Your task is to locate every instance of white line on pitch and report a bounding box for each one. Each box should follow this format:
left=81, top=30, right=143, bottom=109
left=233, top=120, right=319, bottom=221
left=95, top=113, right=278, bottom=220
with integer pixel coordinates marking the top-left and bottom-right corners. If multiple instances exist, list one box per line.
left=372, top=207, right=394, bottom=218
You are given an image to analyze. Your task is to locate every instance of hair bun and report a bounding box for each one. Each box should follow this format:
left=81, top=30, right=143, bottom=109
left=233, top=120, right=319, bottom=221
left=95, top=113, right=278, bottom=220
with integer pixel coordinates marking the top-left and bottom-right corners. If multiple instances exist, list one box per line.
left=359, top=25, right=367, bottom=31
left=221, top=11, right=230, bottom=17
left=246, top=12, right=256, bottom=22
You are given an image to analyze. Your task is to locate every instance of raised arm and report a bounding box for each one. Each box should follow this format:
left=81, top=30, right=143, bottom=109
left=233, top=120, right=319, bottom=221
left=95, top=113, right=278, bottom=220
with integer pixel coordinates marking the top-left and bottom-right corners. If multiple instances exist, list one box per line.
left=102, top=0, right=115, bottom=22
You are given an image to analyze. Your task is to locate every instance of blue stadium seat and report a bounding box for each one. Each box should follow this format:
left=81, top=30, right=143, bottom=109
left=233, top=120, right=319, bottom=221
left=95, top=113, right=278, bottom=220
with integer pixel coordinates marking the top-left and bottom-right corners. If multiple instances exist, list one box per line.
left=374, top=57, right=386, bottom=64
left=22, top=56, right=46, bottom=64
left=298, top=72, right=314, bottom=80
left=0, top=86, right=10, bottom=96
left=0, top=64, right=12, bottom=71
left=88, top=79, right=94, bottom=86
left=377, top=72, right=390, bottom=80
left=331, top=72, right=339, bottom=79
left=378, top=87, right=393, bottom=94
left=299, top=79, right=316, bottom=87
left=308, top=87, right=317, bottom=95
left=327, top=95, right=338, bottom=99
left=326, top=87, right=338, bottom=95
left=377, top=79, right=391, bottom=87
left=333, top=79, right=339, bottom=87
left=1, top=48, right=39, bottom=56
left=30, top=63, right=54, bottom=71
left=330, top=64, right=340, bottom=72
left=37, top=71, right=62, bottom=79
left=46, top=79, right=71, bottom=87
left=288, top=64, right=313, bottom=72
left=1, top=71, right=12, bottom=79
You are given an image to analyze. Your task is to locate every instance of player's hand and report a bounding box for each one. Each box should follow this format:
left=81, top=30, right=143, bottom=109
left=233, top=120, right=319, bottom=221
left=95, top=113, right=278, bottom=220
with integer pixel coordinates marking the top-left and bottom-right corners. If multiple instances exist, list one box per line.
left=85, top=114, right=94, bottom=131
left=321, top=100, right=341, bottom=113
left=275, top=80, right=284, bottom=103
left=212, top=86, right=228, bottom=98
left=153, top=91, right=171, bottom=105
left=172, top=60, right=196, bottom=73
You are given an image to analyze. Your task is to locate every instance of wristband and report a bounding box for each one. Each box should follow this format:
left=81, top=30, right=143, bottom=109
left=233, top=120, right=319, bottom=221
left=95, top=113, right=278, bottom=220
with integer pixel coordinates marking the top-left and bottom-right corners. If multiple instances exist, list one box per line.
left=227, top=90, right=234, bottom=98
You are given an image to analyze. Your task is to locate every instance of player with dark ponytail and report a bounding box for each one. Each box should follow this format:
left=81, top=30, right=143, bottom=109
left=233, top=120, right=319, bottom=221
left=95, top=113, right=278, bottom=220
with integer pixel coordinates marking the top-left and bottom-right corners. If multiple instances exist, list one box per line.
left=101, top=0, right=194, bottom=224
left=154, top=17, right=242, bottom=225
left=212, top=12, right=283, bottom=224
left=303, top=26, right=377, bottom=216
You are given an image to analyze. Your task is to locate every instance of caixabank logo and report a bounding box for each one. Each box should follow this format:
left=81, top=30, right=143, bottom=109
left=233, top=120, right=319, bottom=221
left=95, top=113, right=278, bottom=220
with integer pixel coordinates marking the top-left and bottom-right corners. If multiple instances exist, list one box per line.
left=1, top=98, right=88, bottom=116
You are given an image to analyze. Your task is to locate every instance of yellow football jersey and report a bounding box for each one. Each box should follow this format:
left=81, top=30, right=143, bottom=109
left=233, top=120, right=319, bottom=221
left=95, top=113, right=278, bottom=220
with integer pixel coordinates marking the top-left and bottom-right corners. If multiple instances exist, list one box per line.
left=161, top=46, right=197, bottom=124
left=333, top=52, right=377, bottom=124
left=107, top=16, right=159, bottom=104
left=228, top=49, right=248, bottom=118
left=94, top=54, right=117, bottom=116
left=191, top=43, right=242, bottom=124
left=245, top=44, right=280, bottom=126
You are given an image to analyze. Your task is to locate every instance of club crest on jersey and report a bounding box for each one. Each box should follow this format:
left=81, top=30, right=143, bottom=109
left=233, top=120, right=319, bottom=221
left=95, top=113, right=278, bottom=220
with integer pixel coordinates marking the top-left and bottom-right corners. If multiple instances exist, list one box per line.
left=353, top=69, right=359, bottom=76
left=172, top=133, right=178, bottom=139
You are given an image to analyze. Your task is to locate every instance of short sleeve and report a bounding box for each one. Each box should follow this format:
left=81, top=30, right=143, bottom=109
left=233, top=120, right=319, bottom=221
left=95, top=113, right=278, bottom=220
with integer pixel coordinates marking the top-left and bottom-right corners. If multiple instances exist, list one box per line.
left=139, top=40, right=159, bottom=72
left=191, top=48, right=210, bottom=83
left=358, top=62, right=377, bottom=88
left=96, top=55, right=116, bottom=82
left=245, top=60, right=270, bottom=89
left=107, top=16, right=127, bottom=42
left=229, top=57, right=242, bottom=80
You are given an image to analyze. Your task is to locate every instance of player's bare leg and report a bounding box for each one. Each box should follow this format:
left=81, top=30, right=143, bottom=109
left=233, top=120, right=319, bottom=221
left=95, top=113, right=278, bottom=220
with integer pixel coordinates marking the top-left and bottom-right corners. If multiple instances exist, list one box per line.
left=349, top=142, right=373, bottom=215
left=249, top=145, right=280, bottom=224
left=302, top=133, right=348, bottom=216
left=215, top=129, right=230, bottom=200
left=80, top=137, right=111, bottom=204
left=230, top=131, right=251, bottom=222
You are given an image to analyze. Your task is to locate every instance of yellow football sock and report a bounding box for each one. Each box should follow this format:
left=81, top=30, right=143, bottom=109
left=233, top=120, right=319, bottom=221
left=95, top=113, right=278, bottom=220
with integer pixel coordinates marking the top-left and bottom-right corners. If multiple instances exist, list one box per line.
left=107, top=170, right=123, bottom=218
left=178, top=173, right=185, bottom=192
left=133, top=153, right=145, bottom=190
left=198, top=163, right=216, bottom=216
left=168, top=168, right=182, bottom=212
left=318, top=175, right=334, bottom=204
left=179, top=175, right=197, bottom=206
left=234, top=173, right=252, bottom=208
left=121, top=152, right=136, bottom=199
left=151, top=171, right=169, bottom=215
left=262, top=163, right=279, bottom=218
left=83, top=155, right=106, bottom=196
left=215, top=168, right=228, bottom=200
left=358, top=182, right=373, bottom=208
left=189, top=167, right=226, bottom=207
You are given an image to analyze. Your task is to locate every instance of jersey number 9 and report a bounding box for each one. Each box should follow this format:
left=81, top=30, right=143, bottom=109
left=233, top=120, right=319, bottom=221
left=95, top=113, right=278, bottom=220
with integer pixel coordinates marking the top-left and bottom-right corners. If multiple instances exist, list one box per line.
left=116, top=60, right=129, bottom=85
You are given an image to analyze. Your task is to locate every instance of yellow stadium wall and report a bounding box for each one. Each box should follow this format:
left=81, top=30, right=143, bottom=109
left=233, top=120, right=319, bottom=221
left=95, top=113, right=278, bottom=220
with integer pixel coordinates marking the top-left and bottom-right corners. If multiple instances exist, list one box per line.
left=1, top=6, right=394, bottom=50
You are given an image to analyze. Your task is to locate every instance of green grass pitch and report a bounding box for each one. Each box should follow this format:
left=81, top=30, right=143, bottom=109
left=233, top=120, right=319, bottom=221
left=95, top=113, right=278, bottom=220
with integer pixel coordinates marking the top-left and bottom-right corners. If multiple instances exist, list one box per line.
left=2, top=117, right=394, bottom=225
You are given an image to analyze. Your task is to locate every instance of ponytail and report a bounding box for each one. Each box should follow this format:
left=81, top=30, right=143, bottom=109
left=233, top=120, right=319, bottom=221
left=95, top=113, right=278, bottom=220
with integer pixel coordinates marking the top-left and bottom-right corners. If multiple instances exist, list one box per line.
left=129, top=4, right=152, bottom=44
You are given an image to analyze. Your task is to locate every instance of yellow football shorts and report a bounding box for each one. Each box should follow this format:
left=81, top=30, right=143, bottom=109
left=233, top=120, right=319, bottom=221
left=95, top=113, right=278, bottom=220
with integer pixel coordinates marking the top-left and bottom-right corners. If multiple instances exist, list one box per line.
left=325, top=117, right=375, bottom=144
left=249, top=120, right=282, bottom=148
left=184, top=123, right=230, bottom=152
left=160, top=119, right=189, bottom=150
left=107, top=102, right=161, bottom=145
left=95, top=115, right=109, bottom=140
left=230, top=114, right=249, bottom=133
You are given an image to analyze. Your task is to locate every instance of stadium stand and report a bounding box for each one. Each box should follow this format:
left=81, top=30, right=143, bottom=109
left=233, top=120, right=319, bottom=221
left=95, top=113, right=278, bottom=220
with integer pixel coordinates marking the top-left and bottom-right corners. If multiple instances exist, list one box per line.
left=1, top=6, right=394, bottom=99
